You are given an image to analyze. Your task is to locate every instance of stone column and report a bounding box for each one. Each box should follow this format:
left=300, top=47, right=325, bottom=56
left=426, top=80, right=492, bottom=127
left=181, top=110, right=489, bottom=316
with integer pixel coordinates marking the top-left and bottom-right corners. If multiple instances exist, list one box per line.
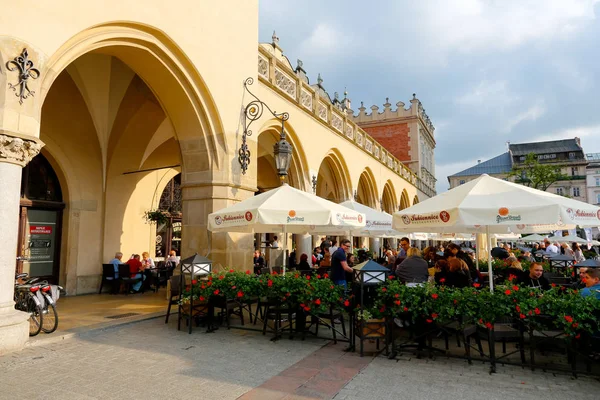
left=295, top=233, right=312, bottom=262
left=369, top=238, right=381, bottom=258
left=0, top=134, right=42, bottom=355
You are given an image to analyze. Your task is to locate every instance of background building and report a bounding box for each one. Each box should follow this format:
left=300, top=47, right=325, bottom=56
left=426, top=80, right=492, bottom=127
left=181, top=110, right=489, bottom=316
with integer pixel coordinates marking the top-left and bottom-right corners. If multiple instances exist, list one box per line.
left=586, top=153, right=600, bottom=206
left=448, top=138, right=588, bottom=202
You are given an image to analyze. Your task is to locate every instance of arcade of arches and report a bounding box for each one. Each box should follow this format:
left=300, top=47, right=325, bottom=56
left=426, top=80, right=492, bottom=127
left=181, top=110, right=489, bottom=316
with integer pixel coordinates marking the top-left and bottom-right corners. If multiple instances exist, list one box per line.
left=0, top=1, right=428, bottom=353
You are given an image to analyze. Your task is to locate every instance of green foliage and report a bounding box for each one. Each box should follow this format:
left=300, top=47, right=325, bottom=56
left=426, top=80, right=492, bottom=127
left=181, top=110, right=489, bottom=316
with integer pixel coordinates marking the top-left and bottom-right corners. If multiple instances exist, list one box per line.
left=143, top=209, right=170, bottom=226
left=508, top=152, right=566, bottom=191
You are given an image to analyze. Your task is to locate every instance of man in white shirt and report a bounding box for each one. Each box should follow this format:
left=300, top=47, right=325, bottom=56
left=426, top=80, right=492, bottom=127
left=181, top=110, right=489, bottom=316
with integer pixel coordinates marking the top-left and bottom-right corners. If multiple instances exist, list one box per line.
left=271, top=236, right=280, bottom=248
left=544, top=239, right=559, bottom=254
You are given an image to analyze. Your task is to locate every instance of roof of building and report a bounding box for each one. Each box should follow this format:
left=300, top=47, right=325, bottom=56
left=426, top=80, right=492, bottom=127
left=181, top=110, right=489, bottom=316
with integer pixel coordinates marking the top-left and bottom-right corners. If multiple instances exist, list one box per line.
left=449, top=152, right=512, bottom=178
left=587, top=153, right=600, bottom=161
left=509, top=138, right=582, bottom=156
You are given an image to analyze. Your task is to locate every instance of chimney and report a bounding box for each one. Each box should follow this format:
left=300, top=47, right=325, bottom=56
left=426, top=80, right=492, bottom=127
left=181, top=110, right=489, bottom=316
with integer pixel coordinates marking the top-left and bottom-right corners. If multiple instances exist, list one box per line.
left=477, top=160, right=481, bottom=164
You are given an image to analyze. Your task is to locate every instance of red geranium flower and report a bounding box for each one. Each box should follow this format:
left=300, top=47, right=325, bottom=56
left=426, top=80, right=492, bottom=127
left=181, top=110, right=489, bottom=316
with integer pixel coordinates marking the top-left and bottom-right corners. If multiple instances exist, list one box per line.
left=306, top=275, right=310, bottom=280
left=431, top=293, right=438, bottom=299
left=192, top=279, right=198, bottom=285
left=440, top=278, right=446, bottom=284
left=214, top=289, right=220, bottom=295
left=207, top=281, right=212, bottom=286
left=344, top=300, right=350, bottom=307
left=324, top=273, right=329, bottom=279
left=426, top=319, right=433, bottom=323
left=237, top=291, right=244, bottom=298
left=379, top=306, right=386, bottom=313
left=394, top=293, right=399, bottom=298
left=316, top=274, right=321, bottom=279
left=473, top=282, right=480, bottom=288
left=575, top=333, right=581, bottom=340
left=479, top=318, right=483, bottom=324
left=551, top=283, right=556, bottom=287
left=516, top=305, right=521, bottom=312
left=245, top=270, right=251, bottom=275
left=453, top=299, right=458, bottom=305
left=403, top=307, right=409, bottom=312
left=303, top=306, right=310, bottom=312
left=201, top=284, right=206, bottom=289
left=314, top=299, right=321, bottom=305
left=272, top=271, right=278, bottom=276
left=512, top=285, right=520, bottom=291
left=508, top=274, right=517, bottom=281
left=381, top=287, right=387, bottom=292
left=519, top=314, right=526, bottom=319
left=229, top=269, right=234, bottom=273
left=267, top=279, right=273, bottom=287
left=505, top=289, right=512, bottom=295
left=485, top=322, right=493, bottom=329
left=207, top=275, right=213, bottom=281
left=431, top=313, right=438, bottom=319
left=199, top=296, right=205, bottom=301
left=388, top=275, right=395, bottom=280
left=294, top=274, right=299, bottom=278
left=394, top=300, right=401, bottom=306
left=534, top=308, right=540, bottom=315
left=218, top=275, right=224, bottom=280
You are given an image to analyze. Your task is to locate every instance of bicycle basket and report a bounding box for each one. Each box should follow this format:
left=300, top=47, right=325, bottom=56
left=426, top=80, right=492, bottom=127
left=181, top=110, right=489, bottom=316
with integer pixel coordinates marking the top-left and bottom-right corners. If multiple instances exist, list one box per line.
left=50, top=285, right=61, bottom=303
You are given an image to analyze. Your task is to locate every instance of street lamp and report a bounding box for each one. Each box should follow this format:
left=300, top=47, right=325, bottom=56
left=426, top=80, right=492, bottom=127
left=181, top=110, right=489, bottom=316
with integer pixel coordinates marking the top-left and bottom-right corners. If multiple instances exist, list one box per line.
left=239, top=77, right=291, bottom=178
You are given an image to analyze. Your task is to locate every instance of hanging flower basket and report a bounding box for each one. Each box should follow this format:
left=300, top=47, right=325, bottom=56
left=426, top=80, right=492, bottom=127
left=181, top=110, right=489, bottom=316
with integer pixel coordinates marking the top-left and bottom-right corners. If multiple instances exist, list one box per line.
left=143, top=209, right=170, bottom=226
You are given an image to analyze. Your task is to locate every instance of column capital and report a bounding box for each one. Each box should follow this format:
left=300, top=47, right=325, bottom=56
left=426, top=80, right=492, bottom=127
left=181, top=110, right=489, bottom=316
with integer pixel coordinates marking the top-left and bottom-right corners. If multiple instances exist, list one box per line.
left=0, top=130, right=43, bottom=167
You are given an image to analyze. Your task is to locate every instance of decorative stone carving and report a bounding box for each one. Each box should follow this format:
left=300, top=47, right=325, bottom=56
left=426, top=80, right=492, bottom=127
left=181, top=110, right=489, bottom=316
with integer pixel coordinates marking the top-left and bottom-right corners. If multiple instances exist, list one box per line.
left=356, top=132, right=363, bottom=147
left=345, top=124, right=354, bottom=140
left=374, top=146, right=380, bottom=158
left=318, top=102, right=328, bottom=121
left=300, top=89, right=312, bottom=110
left=258, top=55, right=269, bottom=79
left=0, top=135, right=42, bottom=166
left=274, top=68, right=296, bottom=98
left=365, top=139, right=373, bottom=153
left=331, top=113, right=343, bottom=132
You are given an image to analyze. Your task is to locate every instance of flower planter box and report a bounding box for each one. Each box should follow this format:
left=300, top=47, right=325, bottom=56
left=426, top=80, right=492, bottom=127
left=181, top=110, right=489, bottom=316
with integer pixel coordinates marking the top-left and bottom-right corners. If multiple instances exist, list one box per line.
left=356, top=318, right=386, bottom=338
left=180, top=302, right=208, bottom=317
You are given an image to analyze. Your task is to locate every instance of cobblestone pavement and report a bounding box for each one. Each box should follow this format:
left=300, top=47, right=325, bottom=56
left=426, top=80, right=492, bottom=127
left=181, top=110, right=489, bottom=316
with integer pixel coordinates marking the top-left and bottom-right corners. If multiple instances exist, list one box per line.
left=335, top=355, right=600, bottom=400
left=1, top=317, right=599, bottom=400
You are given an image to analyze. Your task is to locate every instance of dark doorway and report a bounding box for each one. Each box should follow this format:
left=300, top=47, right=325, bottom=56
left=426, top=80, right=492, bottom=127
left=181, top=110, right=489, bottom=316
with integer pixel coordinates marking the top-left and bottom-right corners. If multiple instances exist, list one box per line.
left=17, top=154, right=64, bottom=284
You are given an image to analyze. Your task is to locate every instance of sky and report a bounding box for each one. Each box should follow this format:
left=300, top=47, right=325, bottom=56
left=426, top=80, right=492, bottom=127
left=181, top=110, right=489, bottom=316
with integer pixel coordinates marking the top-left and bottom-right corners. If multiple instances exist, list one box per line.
left=258, top=0, right=600, bottom=193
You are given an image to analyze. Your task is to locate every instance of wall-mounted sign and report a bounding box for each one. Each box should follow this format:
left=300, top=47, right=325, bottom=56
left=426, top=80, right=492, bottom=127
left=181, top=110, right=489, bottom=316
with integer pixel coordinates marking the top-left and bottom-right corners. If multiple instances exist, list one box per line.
left=30, top=225, right=52, bottom=235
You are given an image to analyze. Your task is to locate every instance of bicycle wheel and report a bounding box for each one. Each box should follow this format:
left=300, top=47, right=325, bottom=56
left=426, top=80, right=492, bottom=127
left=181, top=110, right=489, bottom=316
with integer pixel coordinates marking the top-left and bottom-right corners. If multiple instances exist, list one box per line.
left=41, top=301, right=58, bottom=334
left=27, top=297, right=43, bottom=337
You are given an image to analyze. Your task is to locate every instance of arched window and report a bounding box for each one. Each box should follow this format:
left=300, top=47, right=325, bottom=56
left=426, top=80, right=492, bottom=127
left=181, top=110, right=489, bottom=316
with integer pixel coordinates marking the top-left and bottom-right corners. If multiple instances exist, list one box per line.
left=21, top=154, right=63, bottom=202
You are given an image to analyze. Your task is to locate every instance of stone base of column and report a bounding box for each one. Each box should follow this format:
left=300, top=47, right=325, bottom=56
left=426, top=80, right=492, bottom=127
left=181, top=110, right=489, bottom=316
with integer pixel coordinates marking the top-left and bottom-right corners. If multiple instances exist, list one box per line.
left=0, top=306, right=29, bottom=355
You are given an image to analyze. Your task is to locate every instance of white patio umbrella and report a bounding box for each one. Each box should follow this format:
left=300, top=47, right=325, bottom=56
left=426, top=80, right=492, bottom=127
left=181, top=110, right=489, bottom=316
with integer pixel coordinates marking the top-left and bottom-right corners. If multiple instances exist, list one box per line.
left=547, top=234, right=588, bottom=244
left=517, top=234, right=548, bottom=242
left=207, top=184, right=365, bottom=273
left=311, top=200, right=397, bottom=237
left=393, top=174, right=600, bottom=291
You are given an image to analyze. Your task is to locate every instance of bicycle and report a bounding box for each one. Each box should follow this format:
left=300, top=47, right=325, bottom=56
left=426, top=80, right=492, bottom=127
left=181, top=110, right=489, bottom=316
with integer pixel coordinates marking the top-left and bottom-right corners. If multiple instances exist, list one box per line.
left=39, top=283, right=61, bottom=333
left=14, top=273, right=44, bottom=336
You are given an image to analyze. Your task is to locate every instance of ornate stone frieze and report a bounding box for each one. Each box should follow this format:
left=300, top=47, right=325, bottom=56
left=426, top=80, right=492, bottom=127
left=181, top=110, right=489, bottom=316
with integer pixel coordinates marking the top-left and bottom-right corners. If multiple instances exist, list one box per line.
left=274, top=68, right=296, bottom=98
left=365, top=139, right=373, bottom=153
left=0, top=134, right=42, bottom=166
left=345, top=124, right=353, bottom=140
left=331, top=113, right=343, bottom=132
left=356, top=132, right=363, bottom=147
left=300, top=89, right=312, bottom=110
left=318, top=102, right=328, bottom=122
left=258, top=55, right=269, bottom=79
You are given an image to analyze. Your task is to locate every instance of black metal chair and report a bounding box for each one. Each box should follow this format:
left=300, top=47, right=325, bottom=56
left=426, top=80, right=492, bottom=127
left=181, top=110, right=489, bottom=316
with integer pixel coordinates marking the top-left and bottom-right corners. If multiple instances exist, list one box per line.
left=313, top=305, right=346, bottom=344
left=165, top=275, right=180, bottom=324
left=118, top=264, right=143, bottom=294
left=213, top=296, right=245, bottom=329
left=98, top=264, right=118, bottom=294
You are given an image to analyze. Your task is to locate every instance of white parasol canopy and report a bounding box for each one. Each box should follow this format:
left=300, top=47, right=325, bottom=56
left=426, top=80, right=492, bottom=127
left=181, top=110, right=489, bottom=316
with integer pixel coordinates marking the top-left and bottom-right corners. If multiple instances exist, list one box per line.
left=207, top=184, right=365, bottom=234
left=392, top=174, right=600, bottom=291
left=517, top=234, right=548, bottom=242
left=547, top=234, right=588, bottom=244
left=312, top=200, right=401, bottom=237
left=393, top=174, right=600, bottom=234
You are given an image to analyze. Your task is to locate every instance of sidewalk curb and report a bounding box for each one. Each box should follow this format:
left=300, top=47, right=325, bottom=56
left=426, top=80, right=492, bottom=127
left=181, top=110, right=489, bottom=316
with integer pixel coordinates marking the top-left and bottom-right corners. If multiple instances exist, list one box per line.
left=25, top=311, right=173, bottom=348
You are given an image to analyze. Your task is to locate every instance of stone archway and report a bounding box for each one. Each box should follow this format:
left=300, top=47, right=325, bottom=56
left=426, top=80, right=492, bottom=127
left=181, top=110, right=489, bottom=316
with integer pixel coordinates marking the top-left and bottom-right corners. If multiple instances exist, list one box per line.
left=356, top=168, right=378, bottom=209
left=400, top=189, right=410, bottom=210
left=382, top=181, right=397, bottom=214
left=413, top=195, right=419, bottom=206
left=316, top=150, right=352, bottom=203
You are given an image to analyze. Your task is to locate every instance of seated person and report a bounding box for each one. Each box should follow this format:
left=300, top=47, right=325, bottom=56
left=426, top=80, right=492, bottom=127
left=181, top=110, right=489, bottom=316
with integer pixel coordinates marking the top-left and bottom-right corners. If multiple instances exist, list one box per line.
left=253, top=250, right=265, bottom=274
left=320, top=246, right=332, bottom=267
left=572, top=267, right=589, bottom=289
left=395, top=247, right=429, bottom=284
left=126, top=254, right=145, bottom=293
left=434, top=259, right=449, bottom=284
left=109, top=251, right=124, bottom=278
left=297, top=253, right=311, bottom=271
left=491, top=246, right=510, bottom=260
left=441, top=258, right=471, bottom=288
left=517, top=262, right=550, bottom=290
left=166, top=250, right=179, bottom=266
left=312, top=247, right=323, bottom=266
left=580, top=268, right=600, bottom=300
left=502, top=257, right=526, bottom=282
left=141, top=251, right=155, bottom=269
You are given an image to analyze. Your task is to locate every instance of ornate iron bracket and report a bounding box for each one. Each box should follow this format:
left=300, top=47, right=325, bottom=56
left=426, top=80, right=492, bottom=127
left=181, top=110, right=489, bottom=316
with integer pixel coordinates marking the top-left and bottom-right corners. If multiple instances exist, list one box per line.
left=6, top=49, right=40, bottom=105
left=239, top=77, right=289, bottom=174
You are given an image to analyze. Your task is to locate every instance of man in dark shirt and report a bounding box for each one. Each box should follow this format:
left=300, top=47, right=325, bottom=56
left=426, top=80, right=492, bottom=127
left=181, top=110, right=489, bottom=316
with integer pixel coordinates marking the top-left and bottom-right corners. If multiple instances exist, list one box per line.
left=253, top=250, right=265, bottom=274
left=331, top=239, right=354, bottom=289
left=518, top=262, right=550, bottom=290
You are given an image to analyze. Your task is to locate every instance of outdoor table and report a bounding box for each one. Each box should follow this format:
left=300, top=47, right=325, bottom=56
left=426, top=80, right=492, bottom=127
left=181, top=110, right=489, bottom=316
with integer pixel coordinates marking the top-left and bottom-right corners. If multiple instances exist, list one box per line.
left=546, top=254, right=575, bottom=272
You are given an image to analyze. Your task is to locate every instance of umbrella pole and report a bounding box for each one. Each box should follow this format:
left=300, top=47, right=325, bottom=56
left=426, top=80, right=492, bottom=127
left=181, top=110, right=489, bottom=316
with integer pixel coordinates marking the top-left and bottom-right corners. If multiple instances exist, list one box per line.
left=283, top=226, right=287, bottom=276
left=487, top=226, right=494, bottom=292
left=475, top=233, right=479, bottom=270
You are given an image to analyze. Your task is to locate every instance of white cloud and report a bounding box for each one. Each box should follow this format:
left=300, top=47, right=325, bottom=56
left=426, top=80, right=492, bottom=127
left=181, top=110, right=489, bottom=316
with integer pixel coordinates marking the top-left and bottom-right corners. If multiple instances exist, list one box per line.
left=435, top=158, right=482, bottom=192
left=505, top=103, right=546, bottom=132
left=455, top=80, right=517, bottom=108
left=529, top=124, right=600, bottom=149
left=298, top=23, right=344, bottom=55
left=418, top=0, right=599, bottom=54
